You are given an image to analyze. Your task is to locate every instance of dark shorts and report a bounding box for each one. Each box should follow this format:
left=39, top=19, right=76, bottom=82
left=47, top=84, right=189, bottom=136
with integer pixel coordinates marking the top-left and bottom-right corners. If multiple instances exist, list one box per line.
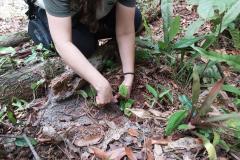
left=28, top=5, right=142, bottom=57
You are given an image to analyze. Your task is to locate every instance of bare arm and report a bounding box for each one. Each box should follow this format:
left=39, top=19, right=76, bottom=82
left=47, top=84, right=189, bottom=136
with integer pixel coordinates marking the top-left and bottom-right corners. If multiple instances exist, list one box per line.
left=46, top=14, right=113, bottom=104
left=116, top=3, right=136, bottom=94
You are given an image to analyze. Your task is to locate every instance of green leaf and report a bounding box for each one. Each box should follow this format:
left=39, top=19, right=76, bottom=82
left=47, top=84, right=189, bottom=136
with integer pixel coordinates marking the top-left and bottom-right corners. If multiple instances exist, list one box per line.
left=192, top=65, right=200, bottom=105
left=221, top=0, right=240, bottom=32
left=7, top=111, right=17, bottom=125
left=219, top=140, right=230, bottom=152
left=158, top=41, right=168, bottom=50
left=169, top=16, right=181, bottom=41
left=12, top=98, right=28, bottom=111
left=193, top=47, right=240, bottom=71
left=161, top=0, right=173, bottom=43
left=201, top=35, right=217, bottom=49
left=159, top=90, right=170, bottom=99
left=165, top=110, right=188, bottom=136
left=78, top=90, right=88, bottom=99
left=123, top=99, right=135, bottom=116
left=198, top=79, right=224, bottom=116
left=225, top=118, right=240, bottom=139
left=24, top=49, right=38, bottom=64
left=185, top=19, right=205, bottom=38
left=212, top=132, right=220, bottom=146
left=85, top=86, right=96, bottom=99
left=0, top=47, right=16, bottom=54
left=187, top=0, right=199, bottom=5
left=119, top=84, right=128, bottom=98
left=174, top=37, right=202, bottom=48
left=222, top=84, right=240, bottom=96
left=234, top=99, right=240, bottom=107
left=228, top=26, right=240, bottom=49
left=15, top=137, right=37, bottom=147
left=179, top=95, right=192, bottom=110
left=31, top=79, right=45, bottom=91
left=195, top=133, right=217, bottom=160
left=146, top=84, right=158, bottom=99
left=177, top=124, right=192, bottom=131
left=158, top=85, right=174, bottom=104
left=198, top=0, right=215, bottom=19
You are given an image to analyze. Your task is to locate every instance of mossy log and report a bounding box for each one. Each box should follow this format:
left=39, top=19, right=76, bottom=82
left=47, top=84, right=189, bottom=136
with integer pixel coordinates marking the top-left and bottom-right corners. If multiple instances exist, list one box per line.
left=0, top=43, right=117, bottom=106
left=0, top=58, right=65, bottom=105
left=0, top=31, right=30, bottom=47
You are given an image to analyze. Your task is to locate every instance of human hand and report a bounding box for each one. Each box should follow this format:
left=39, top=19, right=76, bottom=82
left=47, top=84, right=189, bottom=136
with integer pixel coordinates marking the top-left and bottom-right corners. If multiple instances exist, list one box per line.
left=96, top=80, right=113, bottom=106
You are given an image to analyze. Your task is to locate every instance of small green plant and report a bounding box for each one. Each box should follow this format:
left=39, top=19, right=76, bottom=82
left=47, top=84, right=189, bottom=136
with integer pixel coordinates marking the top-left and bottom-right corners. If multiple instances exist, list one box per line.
left=118, top=84, right=135, bottom=116
left=31, top=79, right=45, bottom=99
left=77, top=85, right=97, bottom=107
left=24, top=43, right=56, bottom=64
left=146, top=84, right=173, bottom=107
left=228, top=24, right=240, bottom=50
left=165, top=66, right=240, bottom=159
left=15, top=136, right=37, bottom=147
left=12, top=97, right=28, bottom=111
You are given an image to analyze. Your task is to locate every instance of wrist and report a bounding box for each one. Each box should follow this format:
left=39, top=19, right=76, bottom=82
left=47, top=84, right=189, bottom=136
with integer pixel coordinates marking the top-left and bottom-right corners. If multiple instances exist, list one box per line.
left=123, top=74, right=134, bottom=84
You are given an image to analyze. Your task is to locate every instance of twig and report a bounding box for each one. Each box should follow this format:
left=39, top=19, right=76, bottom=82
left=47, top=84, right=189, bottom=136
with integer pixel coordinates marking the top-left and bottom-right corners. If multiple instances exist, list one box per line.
left=23, top=134, right=41, bottom=160
left=0, top=134, right=22, bottom=139
left=0, top=134, right=41, bottom=160
left=230, top=152, right=240, bottom=160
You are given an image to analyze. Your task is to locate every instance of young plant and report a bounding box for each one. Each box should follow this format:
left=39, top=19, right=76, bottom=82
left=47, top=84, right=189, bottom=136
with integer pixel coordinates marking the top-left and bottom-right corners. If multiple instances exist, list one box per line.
left=146, top=84, right=173, bottom=107
left=118, top=84, right=135, bottom=116
left=31, top=79, right=45, bottom=99
left=12, top=97, right=29, bottom=111
left=77, top=86, right=97, bottom=106
left=165, top=66, right=240, bottom=159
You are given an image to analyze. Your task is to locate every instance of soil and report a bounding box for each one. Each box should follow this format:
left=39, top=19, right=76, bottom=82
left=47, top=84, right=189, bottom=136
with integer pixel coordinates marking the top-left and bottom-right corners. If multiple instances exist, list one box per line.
left=0, top=0, right=239, bottom=160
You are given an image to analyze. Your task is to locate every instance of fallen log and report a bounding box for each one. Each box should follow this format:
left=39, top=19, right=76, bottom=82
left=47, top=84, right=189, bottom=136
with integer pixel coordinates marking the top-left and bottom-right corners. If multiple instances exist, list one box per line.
left=0, top=58, right=65, bottom=105
left=0, top=42, right=117, bottom=105
left=0, top=31, right=30, bottom=47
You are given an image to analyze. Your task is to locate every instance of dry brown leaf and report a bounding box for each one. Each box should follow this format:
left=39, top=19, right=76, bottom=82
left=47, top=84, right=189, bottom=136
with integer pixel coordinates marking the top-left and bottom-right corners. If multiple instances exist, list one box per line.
left=149, top=109, right=162, bottom=117
left=91, top=147, right=126, bottom=160
left=125, top=147, right=137, bottom=160
left=128, top=108, right=152, bottom=119
left=143, top=138, right=154, bottom=160
left=107, top=148, right=126, bottom=160
left=151, top=137, right=171, bottom=145
left=90, top=147, right=109, bottom=159
left=74, top=134, right=103, bottom=147
left=128, top=128, right=139, bottom=137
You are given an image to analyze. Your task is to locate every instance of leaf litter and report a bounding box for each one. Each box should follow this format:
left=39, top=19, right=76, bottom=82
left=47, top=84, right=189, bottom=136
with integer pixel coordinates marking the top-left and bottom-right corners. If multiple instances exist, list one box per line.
left=0, top=0, right=239, bottom=159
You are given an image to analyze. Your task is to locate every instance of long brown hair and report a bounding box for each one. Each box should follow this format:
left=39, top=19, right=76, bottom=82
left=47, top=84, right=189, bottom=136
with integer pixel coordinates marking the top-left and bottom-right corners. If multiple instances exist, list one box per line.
left=71, top=0, right=102, bottom=32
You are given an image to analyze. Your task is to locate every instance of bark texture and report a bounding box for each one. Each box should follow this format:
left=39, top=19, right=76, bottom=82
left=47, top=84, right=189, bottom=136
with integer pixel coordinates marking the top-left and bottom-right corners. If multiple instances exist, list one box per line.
left=0, top=42, right=117, bottom=105
left=0, top=31, right=30, bottom=47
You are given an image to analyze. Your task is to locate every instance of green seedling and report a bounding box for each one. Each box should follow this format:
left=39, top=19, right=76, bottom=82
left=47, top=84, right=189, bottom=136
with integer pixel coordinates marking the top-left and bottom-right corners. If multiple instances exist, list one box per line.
left=145, top=84, right=173, bottom=107
left=118, top=84, right=135, bottom=116
left=31, top=79, right=45, bottom=99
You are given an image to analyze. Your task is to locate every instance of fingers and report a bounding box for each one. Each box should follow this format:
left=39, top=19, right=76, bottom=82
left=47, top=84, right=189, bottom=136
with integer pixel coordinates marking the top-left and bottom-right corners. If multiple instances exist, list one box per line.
left=96, top=95, right=112, bottom=106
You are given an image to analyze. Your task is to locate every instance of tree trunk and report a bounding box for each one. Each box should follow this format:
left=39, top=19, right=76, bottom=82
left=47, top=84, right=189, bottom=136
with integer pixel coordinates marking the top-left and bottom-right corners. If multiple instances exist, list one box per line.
left=0, top=31, right=30, bottom=47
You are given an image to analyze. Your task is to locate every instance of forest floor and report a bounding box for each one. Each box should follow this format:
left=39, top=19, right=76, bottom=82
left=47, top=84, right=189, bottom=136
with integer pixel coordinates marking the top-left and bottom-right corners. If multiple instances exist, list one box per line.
left=0, top=0, right=239, bottom=160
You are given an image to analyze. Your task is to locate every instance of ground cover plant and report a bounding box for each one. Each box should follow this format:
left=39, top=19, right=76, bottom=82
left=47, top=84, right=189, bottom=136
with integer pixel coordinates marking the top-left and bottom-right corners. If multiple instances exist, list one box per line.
left=0, top=0, right=240, bottom=159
